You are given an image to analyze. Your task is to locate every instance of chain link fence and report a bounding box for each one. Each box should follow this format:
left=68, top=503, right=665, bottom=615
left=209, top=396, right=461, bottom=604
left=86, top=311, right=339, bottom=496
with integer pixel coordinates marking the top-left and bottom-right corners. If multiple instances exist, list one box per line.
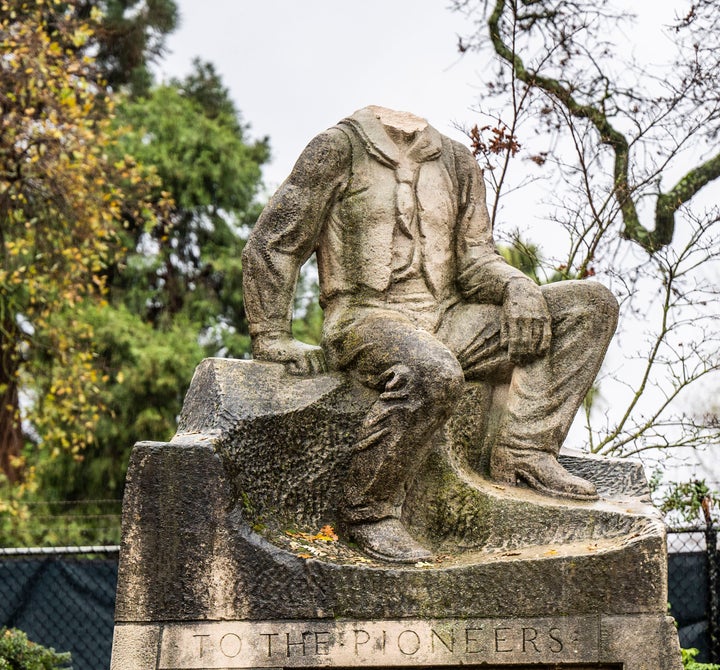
left=0, top=546, right=119, bottom=670
left=668, top=521, right=720, bottom=664
left=0, top=524, right=717, bottom=669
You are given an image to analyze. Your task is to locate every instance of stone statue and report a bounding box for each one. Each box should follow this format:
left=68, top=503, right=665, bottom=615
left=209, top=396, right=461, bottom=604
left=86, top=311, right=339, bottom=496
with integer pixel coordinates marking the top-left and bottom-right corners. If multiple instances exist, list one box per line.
left=242, top=105, right=619, bottom=563
left=111, top=106, right=681, bottom=670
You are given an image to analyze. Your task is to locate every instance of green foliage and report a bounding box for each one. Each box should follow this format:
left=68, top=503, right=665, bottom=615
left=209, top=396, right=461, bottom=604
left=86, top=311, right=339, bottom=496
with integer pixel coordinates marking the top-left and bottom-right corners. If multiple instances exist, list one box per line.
left=498, top=238, right=542, bottom=284
left=4, top=59, right=271, bottom=546
left=0, top=301, right=203, bottom=547
left=112, top=60, right=270, bottom=353
left=77, top=0, right=179, bottom=96
left=0, top=628, right=71, bottom=670
left=0, top=6, right=332, bottom=550
left=291, top=259, right=323, bottom=346
left=682, top=647, right=720, bottom=670
left=0, top=492, right=121, bottom=547
left=497, top=235, right=582, bottom=284
left=0, top=0, right=165, bottom=485
left=31, top=303, right=203, bottom=503
left=116, top=76, right=268, bottom=215
left=660, top=480, right=715, bottom=525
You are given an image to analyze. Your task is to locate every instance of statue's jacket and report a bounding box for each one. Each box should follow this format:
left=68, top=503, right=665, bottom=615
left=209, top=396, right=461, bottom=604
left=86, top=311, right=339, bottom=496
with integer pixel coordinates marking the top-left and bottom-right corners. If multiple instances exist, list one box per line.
left=242, top=107, right=527, bottom=338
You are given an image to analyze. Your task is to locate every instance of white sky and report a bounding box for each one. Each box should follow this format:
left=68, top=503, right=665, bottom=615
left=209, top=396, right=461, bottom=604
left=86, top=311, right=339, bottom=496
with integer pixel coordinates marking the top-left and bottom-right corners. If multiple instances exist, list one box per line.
left=155, top=0, right=682, bottom=193
left=155, top=1, right=487, bottom=191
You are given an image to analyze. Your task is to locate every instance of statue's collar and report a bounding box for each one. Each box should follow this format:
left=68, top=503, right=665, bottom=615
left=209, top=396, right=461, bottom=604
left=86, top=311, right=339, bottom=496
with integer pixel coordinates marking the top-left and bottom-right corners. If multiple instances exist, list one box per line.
left=340, top=107, right=442, bottom=168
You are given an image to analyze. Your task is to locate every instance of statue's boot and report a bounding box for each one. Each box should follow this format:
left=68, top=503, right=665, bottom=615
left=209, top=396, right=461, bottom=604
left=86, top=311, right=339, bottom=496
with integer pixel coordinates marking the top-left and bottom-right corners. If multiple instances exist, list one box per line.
left=490, top=446, right=598, bottom=501
left=348, top=518, right=433, bottom=563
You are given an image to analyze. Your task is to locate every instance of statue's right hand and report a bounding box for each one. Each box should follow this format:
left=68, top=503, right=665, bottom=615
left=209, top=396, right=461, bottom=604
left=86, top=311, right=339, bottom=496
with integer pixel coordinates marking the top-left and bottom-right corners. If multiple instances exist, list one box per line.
left=252, top=332, right=328, bottom=376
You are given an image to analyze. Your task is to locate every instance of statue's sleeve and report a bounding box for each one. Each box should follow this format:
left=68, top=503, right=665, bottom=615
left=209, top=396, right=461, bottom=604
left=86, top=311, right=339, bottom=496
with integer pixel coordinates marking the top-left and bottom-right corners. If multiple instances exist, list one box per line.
left=242, top=128, right=351, bottom=336
left=452, top=141, right=530, bottom=303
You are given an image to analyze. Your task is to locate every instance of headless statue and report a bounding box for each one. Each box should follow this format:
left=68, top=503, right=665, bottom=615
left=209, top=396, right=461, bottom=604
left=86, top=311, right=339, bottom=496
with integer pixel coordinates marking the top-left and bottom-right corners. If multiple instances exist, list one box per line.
left=242, top=106, right=619, bottom=563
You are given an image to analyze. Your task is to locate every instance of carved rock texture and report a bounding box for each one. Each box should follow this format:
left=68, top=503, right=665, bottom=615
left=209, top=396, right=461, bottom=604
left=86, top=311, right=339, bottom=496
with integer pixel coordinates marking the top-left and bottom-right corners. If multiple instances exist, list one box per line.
left=112, top=358, right=682, bottom=670
left=175, top=359, right=663, bottom=554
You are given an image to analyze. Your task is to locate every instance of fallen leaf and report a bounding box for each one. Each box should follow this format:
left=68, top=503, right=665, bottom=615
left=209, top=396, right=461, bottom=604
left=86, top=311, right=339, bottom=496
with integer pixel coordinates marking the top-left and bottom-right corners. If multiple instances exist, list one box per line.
left=314, top=525, right=338, bottom=542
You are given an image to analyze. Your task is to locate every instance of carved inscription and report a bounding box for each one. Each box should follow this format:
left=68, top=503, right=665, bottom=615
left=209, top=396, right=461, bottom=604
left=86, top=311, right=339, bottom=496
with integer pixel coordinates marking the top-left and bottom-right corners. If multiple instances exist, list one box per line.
left=158, top=617, right=599, bottom=669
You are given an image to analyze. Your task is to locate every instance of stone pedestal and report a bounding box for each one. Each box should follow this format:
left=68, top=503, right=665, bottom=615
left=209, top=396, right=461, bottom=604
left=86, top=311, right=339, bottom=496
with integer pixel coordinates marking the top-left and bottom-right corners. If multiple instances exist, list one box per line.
left=111, top=358, right=682, bottom=670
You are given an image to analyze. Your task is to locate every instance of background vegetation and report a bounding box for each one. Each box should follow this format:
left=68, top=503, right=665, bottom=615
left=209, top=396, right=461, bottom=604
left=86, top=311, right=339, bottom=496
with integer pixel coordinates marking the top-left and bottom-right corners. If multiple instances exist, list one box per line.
left=0, top=0, right=280, bottom=545
left=0, top=627, right=71, bottom=670
left=1, top=0, right=718, bottom=546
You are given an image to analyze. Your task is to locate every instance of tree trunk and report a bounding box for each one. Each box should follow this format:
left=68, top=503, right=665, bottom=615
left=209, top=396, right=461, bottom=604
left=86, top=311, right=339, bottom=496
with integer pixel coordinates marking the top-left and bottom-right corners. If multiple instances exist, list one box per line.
left=0, top=331, right=23, bottom=483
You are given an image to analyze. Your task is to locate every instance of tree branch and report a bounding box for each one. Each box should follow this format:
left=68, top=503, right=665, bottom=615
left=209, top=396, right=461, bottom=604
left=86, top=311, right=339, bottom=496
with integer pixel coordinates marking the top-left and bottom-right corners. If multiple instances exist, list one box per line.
left=487, top=0, right=720, bottom=254
left=656, top=151, right=720, bottom=245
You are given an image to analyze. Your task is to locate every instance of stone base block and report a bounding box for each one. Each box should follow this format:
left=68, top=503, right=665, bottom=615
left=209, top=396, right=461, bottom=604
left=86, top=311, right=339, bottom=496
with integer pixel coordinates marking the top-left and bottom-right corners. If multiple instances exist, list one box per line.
left=111, top=359, right=682, bottom=670
left=113, top=615, right=679, bottom=669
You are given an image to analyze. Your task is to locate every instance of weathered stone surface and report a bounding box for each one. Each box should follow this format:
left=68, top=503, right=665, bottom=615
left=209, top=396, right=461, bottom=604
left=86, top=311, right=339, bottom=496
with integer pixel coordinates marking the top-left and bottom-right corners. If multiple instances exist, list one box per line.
left=113, top=358, right=681, bottom=669
left=242, top=106, right=621, bottom=562
left=115, top=435, right=668, bottom=620
left=176, top=358, right=374, bottom=530
left=158, top=616, right=600, bottom=668
left=114, top=615, right=680, bottom=670
left=601, top=615, right=684, bottom=669
left=173, top=359, right=663, bottom=556
left=110, top=624, right=159, bottom=670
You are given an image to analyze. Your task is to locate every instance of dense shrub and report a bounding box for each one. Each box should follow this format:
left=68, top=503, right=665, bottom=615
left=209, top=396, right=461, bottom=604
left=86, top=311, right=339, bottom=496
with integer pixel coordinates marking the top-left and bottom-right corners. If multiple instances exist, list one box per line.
left=683, top=647, right=720, bottom=670
left=0, top=628, right=71, bottom=670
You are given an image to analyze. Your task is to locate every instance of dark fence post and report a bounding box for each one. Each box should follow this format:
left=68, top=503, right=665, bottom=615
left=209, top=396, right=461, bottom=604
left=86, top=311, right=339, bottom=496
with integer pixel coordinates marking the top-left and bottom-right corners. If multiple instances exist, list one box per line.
left=704, top=501, right=720, bottom=664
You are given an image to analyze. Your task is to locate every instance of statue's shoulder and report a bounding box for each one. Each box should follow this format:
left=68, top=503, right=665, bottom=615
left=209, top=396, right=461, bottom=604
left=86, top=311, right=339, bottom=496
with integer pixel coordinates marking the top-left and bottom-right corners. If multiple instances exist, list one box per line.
left=443, top=136, right=475, bottom=163
left=287, top=126, right=352, bottom=182
left=302, top=125, right=352, bottom=160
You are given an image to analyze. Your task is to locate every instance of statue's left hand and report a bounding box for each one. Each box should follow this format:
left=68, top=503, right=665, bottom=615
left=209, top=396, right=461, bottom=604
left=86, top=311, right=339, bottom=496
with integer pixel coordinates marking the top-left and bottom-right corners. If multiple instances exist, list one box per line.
left=500, top=280, right=552, bottom=363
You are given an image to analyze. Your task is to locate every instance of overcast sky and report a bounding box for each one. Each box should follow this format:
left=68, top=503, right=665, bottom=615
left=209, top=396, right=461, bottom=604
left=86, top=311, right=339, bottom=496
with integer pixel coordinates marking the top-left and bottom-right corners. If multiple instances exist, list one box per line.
left=154, top=1, right=682, bottom=202
left=155, top=1, right=492, bottom=191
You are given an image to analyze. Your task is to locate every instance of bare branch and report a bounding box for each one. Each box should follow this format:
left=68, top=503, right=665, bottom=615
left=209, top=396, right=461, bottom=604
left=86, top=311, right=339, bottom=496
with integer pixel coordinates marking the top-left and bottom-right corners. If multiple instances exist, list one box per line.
left=485, top=0, right=720, bottom=253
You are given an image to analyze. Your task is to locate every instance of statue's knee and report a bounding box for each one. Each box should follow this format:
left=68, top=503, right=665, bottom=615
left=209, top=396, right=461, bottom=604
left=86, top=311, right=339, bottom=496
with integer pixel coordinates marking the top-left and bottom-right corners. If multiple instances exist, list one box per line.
left=588, top=282, right=619, bottom=318
left=545, top=281, right=618, bottom=332
left=578, top=283, right=619, bottom=336
left=419, top=354, right=464, bottom=408
left=378, top=351, right=463, bottom=417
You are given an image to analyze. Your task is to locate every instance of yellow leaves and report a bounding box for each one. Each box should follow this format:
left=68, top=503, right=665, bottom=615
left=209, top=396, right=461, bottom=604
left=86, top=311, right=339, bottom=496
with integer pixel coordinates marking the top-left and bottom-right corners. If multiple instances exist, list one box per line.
left=8, top=454, right=26, bottom=473
left=285, top=525, right=339, bottom=560
left=71, top=26, right=91, bottom=49
left=316, top=524, right=339, bottom=541
left=25, top=319, right=106, bottom=461
left=0, top=1, right=169, bottom=474
left=285, top=525, right=339, bottom=544
left=59, top=87, right=77, bottom=108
